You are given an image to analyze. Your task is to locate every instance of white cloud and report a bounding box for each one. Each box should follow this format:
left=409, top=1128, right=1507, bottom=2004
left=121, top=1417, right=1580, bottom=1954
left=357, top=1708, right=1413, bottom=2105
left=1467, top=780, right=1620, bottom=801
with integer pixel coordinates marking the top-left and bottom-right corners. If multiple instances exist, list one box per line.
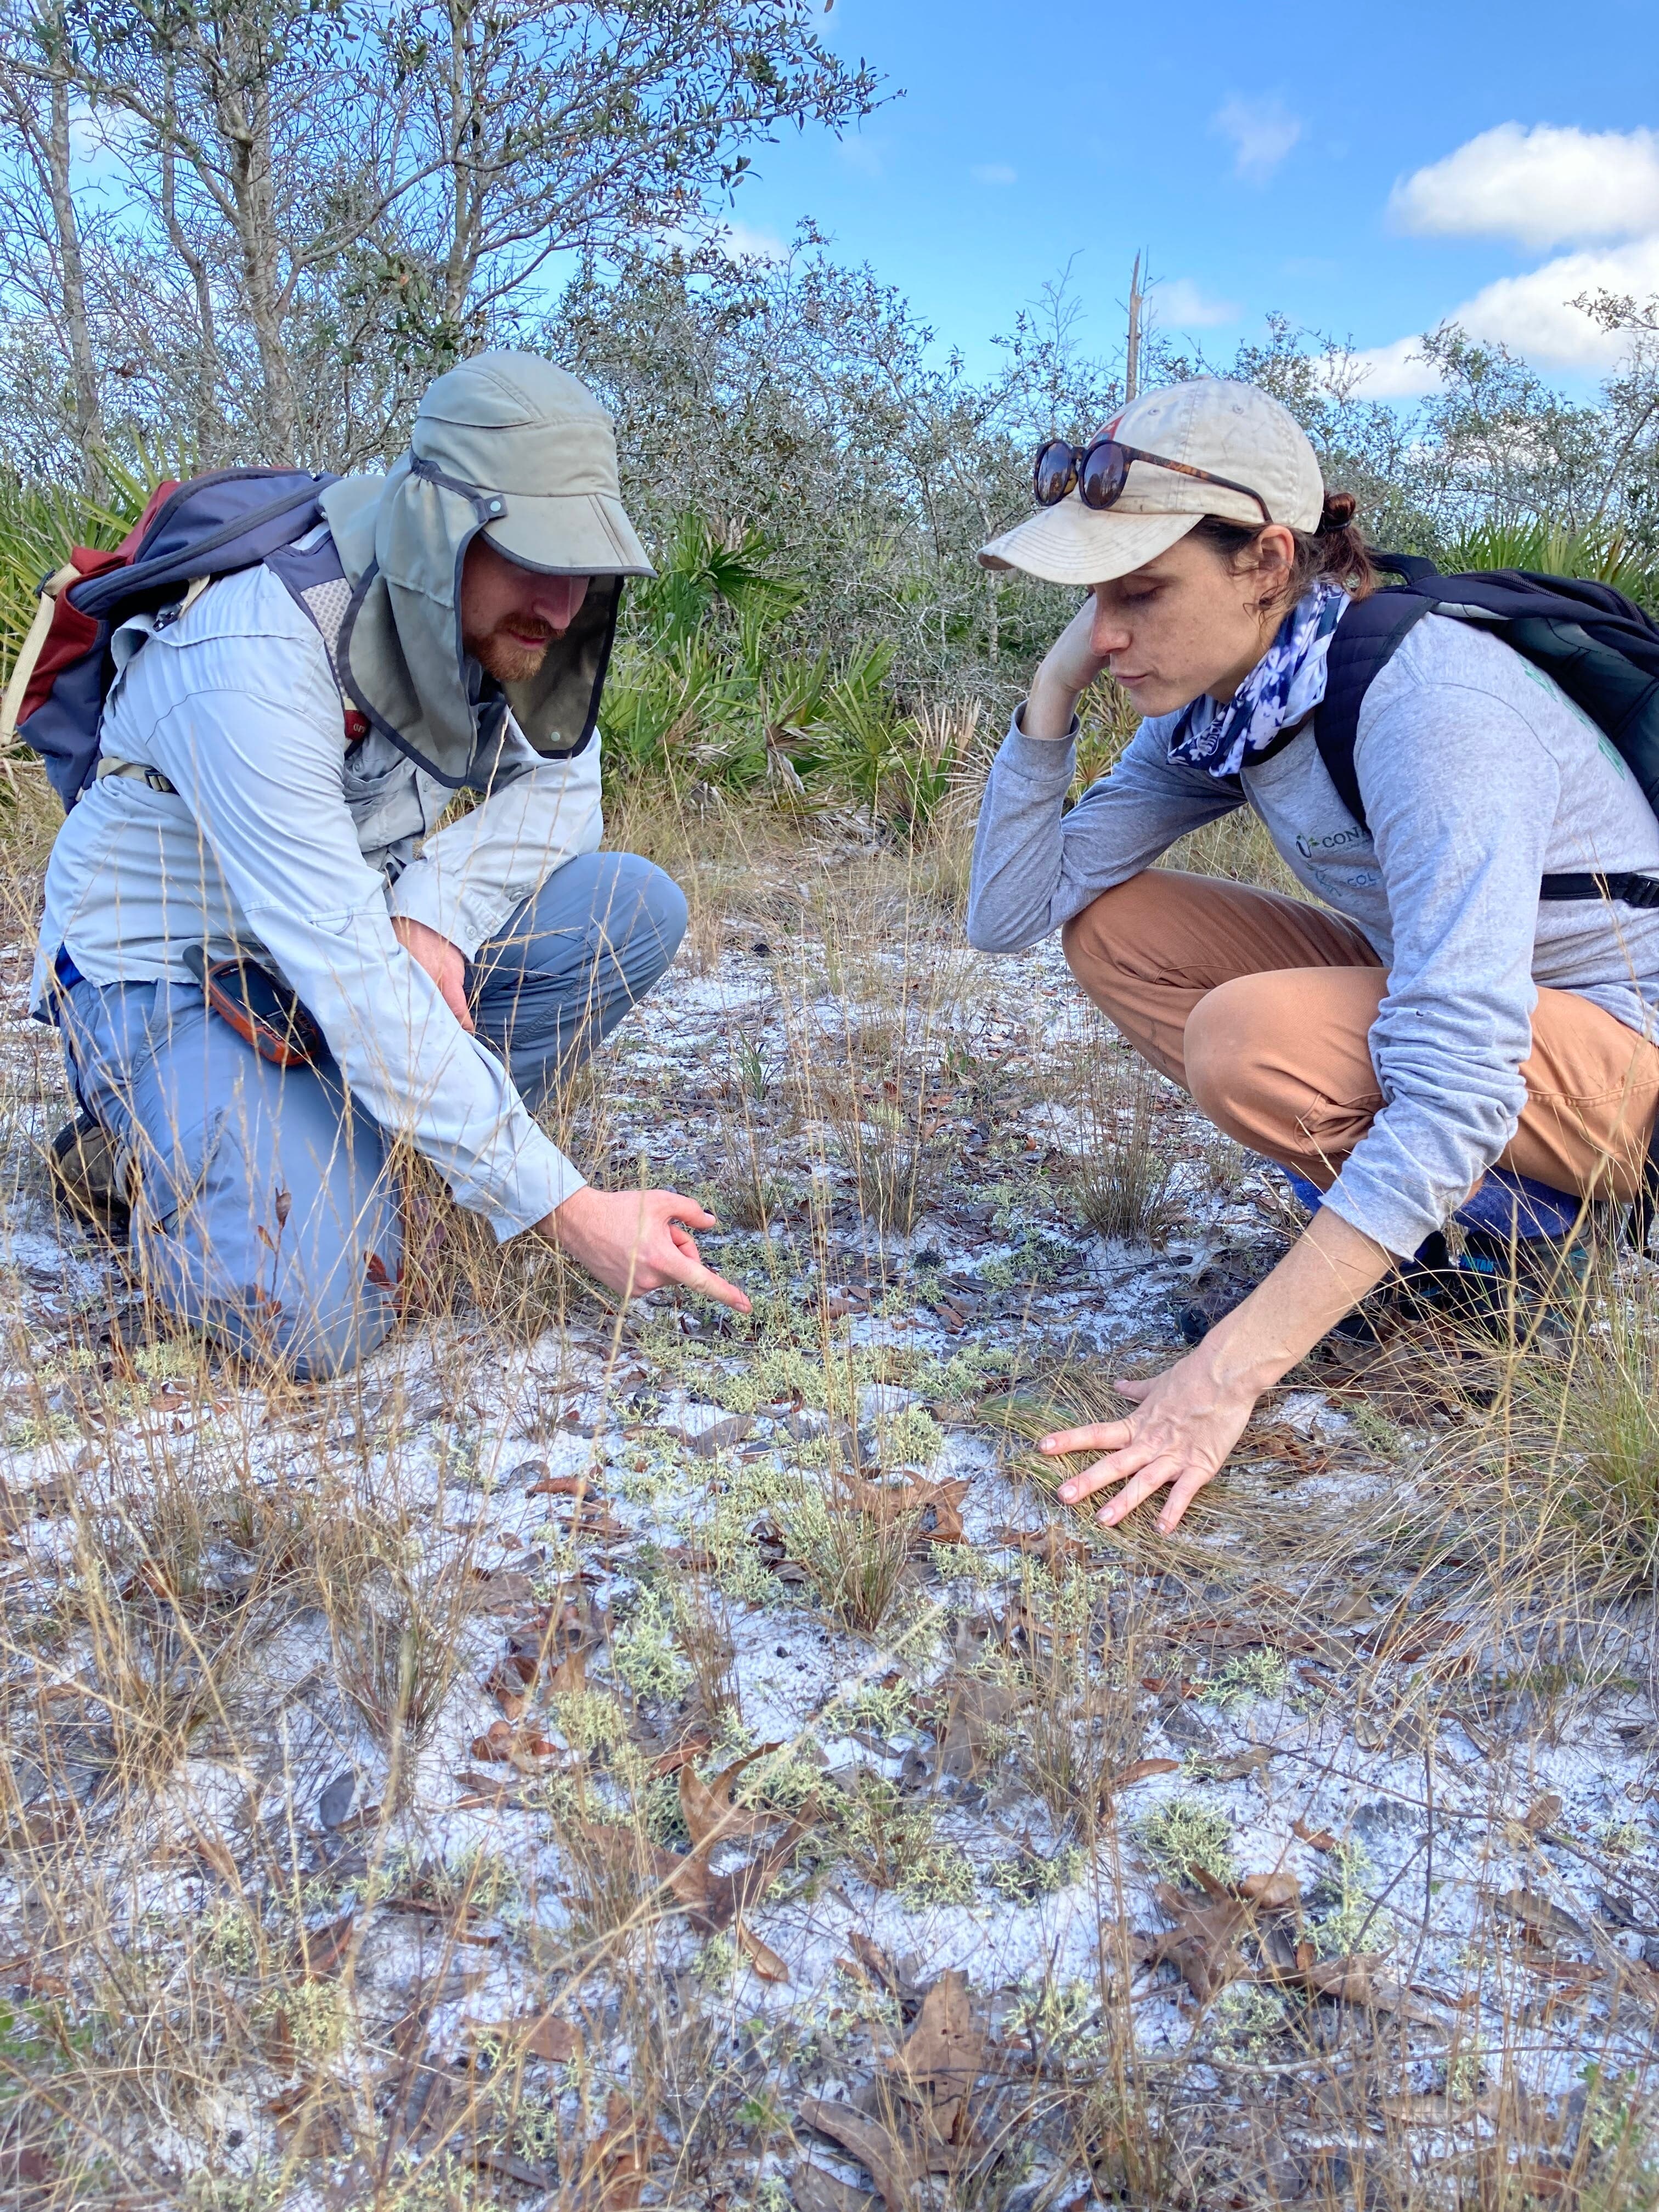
left=1390, top=122, right=1659, bottom=250
left=1156, top=276, right=1240, bottom=329
left=838, top=134, right=885, bottom=180
left=1359, top=120, right=1659, bottom=395
left=1211, top=94, right=1301, bottom=185
left=1346, top=336, right=1442, bottom=400
left=712, top=219, right=788, bottom=264
left=971, top=162, right=1017, bottom=186
left=1355, top=233, right=1659, bottom=389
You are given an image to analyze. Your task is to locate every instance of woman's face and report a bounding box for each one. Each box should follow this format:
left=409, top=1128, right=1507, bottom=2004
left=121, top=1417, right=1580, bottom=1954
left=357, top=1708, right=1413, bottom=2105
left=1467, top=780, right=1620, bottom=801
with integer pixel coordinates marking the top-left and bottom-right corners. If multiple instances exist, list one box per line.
left=1088, top=523, right=1296, bottom=715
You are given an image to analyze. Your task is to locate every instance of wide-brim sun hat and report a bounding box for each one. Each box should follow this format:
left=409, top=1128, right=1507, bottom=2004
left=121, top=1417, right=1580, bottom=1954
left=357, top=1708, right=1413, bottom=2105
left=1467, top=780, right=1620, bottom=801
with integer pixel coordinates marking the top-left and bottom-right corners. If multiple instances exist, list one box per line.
left=979, top=376, right=1325, bottom=588
left=414, top=352, right=653, bottom=578
left=317, top=350, right=654, bottom=786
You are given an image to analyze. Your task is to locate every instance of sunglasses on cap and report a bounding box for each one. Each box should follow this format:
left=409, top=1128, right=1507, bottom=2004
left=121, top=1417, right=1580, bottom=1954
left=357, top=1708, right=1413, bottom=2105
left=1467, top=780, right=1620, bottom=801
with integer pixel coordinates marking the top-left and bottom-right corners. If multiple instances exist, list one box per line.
left=1033, top=435, right=1273, bottom=524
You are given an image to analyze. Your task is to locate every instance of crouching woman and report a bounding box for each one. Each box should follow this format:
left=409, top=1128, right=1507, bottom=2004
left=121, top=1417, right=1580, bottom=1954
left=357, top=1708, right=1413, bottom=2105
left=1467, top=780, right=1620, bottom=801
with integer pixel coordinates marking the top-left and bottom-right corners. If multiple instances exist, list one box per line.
left=967, top=376, right=1659, bottom=1534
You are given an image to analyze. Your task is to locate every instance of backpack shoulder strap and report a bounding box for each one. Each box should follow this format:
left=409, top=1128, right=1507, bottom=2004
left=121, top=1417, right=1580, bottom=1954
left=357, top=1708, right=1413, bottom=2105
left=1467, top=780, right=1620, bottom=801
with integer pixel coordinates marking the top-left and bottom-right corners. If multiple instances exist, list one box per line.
left=265, top=529, right=370, bottom=747
left=1312, top=579, right=1435, bottom=830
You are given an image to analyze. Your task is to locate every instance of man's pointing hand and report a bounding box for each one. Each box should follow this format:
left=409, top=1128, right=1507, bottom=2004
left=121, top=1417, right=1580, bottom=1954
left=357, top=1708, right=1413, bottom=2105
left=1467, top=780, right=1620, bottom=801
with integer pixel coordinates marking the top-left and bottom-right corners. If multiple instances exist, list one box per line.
left=541, top=1187, right=751, bottom=1315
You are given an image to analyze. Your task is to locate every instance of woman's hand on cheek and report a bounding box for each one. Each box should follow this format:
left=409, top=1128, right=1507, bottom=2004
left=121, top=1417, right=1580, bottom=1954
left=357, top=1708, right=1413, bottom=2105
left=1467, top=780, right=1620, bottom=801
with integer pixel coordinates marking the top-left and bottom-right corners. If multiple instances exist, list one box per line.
left=1037, top=1353, right=1261, bottom=1534
left=1024, top=596, right=1108, bottom=738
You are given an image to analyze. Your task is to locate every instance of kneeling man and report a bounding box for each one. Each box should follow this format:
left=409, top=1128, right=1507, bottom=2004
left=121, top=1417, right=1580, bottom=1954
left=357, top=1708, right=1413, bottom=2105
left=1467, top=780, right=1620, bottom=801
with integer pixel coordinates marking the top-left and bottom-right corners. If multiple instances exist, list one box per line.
left=35, top=352, right=746, bottom=1376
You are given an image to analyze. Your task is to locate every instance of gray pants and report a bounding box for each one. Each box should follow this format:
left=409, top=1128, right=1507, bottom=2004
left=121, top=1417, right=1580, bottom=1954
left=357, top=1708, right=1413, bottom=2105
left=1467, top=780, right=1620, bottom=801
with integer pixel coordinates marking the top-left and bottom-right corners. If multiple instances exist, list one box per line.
left=58, top=853, right=686, bottom=1380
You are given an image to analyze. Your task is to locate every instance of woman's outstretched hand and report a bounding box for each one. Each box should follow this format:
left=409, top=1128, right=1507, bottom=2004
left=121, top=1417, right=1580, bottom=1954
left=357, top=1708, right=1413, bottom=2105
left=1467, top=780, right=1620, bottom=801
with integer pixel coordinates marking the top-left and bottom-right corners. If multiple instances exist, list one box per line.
left=1039, top=1353, right=1259, bottom=1534
left=541, top=1187, right=752, bottom=1314
left=1039, top=1204, right=1394, bottom=1532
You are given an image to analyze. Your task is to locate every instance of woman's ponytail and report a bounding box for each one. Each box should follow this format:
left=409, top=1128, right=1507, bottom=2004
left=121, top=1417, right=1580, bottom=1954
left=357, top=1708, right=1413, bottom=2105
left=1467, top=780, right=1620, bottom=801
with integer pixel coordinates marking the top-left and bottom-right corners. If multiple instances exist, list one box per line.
left=1309, top=491, right=1376, bottom=599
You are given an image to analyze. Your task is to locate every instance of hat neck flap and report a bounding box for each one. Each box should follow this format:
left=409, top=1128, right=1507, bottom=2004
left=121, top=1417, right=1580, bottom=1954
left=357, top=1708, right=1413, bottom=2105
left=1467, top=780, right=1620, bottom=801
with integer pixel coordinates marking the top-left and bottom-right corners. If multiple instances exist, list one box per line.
left=318, top=459, right=622, bottom=790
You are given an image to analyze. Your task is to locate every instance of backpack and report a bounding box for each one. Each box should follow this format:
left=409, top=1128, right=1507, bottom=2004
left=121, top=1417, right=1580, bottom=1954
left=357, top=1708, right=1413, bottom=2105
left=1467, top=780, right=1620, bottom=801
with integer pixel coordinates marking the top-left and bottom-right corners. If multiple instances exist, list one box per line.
left=1315, top=551, right=1659, bottom=909
left=0, top=466, right=353, bottom=808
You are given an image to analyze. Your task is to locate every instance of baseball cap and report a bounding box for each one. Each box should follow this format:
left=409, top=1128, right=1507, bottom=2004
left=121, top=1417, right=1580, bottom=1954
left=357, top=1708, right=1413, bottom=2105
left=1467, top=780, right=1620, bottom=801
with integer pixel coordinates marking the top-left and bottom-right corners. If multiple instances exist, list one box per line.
left=412, top=351, right=653, bottom=578
left=979, top=377, right=1325, bottom=588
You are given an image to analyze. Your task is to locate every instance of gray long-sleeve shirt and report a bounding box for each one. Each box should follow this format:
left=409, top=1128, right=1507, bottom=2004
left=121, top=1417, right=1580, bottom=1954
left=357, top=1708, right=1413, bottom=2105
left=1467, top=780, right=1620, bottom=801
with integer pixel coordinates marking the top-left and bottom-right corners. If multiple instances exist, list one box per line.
left=32, top=560, right=602, bottom=1236
left=967, top=613, right=1659, bottom=1257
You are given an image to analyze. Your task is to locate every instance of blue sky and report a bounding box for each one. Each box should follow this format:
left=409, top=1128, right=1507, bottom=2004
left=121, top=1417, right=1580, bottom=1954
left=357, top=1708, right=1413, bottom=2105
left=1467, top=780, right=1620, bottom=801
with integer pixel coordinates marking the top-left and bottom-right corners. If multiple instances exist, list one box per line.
left=709, top=0, right=1659, bottom=398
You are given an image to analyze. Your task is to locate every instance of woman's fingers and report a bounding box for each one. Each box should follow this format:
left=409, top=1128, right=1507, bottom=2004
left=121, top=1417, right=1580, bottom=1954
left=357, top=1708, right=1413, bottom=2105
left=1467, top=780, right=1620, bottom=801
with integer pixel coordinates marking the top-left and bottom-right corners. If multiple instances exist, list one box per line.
left=1054, top=1437, right=1160, bottom=1503
left=1113, top=1375, right=1153, bottom=1403
left=1096, top=1455, right=1186, bottom=1527
left=1040, top=1420, right=1132, bottom=1457
left=1156, top=1466, right=1216, bottom=1533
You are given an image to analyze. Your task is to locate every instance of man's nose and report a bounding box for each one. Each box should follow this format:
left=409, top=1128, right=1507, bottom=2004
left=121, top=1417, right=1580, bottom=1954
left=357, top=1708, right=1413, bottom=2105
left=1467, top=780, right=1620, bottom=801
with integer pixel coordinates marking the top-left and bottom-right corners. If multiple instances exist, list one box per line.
left=528, top=574, right=592, bottom=632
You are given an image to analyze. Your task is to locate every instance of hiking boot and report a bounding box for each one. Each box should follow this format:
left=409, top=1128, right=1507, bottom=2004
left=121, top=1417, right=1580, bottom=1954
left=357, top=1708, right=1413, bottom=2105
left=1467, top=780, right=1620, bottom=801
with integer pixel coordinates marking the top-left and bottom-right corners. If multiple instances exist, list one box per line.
left=47, top=1112, right=131, bottom=1238
left=1406, top=1225, right=1594, bottom=1336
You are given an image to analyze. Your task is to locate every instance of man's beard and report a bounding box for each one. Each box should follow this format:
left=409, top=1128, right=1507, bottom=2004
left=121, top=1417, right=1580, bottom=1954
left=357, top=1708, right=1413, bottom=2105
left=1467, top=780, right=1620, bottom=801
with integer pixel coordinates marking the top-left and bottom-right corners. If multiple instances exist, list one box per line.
left=471, top=628, right=552, bottom=685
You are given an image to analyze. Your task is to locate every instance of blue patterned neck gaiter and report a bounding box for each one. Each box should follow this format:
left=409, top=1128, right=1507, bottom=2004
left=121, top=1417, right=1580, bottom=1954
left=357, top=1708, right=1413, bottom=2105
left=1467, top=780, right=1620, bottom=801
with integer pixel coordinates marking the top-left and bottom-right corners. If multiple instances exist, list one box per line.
left=1167, top=578, right=1349, bottom=780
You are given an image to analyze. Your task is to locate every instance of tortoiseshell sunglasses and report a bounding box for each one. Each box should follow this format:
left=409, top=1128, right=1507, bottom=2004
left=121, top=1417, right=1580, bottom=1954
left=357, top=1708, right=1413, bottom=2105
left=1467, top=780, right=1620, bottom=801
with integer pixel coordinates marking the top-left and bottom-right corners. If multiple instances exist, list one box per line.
left=1033, top=435, right=1272, bottom=523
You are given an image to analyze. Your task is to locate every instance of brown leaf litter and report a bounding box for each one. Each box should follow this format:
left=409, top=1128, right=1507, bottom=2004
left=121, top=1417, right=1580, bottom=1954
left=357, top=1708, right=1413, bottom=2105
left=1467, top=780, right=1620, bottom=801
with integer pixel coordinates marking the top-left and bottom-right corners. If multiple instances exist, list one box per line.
left=575, top=1803, right=816, bottom=1937
left=678, top=1741, right=786, bottom=1852
left=582, top=2088, right=670, bottom=2209
left=800, top=1968, right=995, bottom=2212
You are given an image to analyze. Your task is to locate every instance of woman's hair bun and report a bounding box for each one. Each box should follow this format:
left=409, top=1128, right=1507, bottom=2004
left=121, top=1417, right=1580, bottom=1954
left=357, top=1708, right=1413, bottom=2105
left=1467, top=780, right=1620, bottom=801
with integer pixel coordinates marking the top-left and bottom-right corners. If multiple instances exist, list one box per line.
left=1318, top=491, right=1359, bottom=533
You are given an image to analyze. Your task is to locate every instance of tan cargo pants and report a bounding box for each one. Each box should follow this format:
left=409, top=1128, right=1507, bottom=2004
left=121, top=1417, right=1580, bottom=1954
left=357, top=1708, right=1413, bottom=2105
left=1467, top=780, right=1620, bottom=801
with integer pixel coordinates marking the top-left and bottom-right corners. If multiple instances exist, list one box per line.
left=1060, top=870, right=1659, bottom=1201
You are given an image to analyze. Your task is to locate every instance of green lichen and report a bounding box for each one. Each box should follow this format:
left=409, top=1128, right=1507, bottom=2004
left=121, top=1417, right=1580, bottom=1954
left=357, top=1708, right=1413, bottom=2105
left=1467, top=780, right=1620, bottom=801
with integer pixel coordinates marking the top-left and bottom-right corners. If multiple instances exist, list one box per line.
left=1310, top=1839, right=1376, bottom=1958
left=986, top=1845, right=1084, bottom=1903
left=1202, top=1647, right=1291, bottom=1711
left=548, top=1687, right=632, bottom=1754
left=612, top=1586, right=692, bottom=1703
left=873, top=1404, right=943, bottom=1467
left=1212, top=1980, right=1288, bottom=2059
left=900, top=1846, right=978, bottom=1910
left=1136, top=1797, right=1238, bottom=1885
left=1005, top=1975, right=1102, bottom=2060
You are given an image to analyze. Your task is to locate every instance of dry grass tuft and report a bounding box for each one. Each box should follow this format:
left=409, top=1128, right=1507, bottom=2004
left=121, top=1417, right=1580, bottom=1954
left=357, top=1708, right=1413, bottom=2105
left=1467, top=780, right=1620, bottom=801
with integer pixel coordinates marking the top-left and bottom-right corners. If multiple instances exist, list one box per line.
left=1058, top=1021, right=1186, bottom=1245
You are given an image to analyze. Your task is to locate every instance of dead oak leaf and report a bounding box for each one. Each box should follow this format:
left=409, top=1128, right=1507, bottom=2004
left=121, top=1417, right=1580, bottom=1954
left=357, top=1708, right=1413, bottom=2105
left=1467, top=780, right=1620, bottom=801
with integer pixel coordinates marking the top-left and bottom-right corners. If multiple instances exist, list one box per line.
left=934, top=1678, right=1029, bottom=1780
left=1235, top=1869, right=1302, bottom=1914
left=524, top=1469, right=600, bottom=1496
left=469, top=1566, right=540, bottom=1613
left=1150, top=1882, right=1253, bottom=2001
left=1293, top=1818, right=1338, bottom=1852
left=843, top=1932, right=925, bottom=2007
left=518, top=2012, right=582, bottom=2064
left=1522, top=1791, right=1564, bottom=1835
left=482, top=1662, right=529, bottom=1722
left=469, top=1717, right=557, bottom=1769
left=885, top=1968, right=986, bottom=2147
left=1261, top=1952, right=1445, bottom=2023
left=679, top=1741, right=784, bottom=1854
left=798, top=2094, right=922, bottom=2212
left=994, top=1522, right=1092, bottom=1573
left=1102, top=1756, right=1181, bottom=1792
left=735, top=1918, right=791, bottom=1982
left=296, top=1911, right=354, bottom=1980
left=584, top=2089, right=669, bottom=2211
left=696, top=1815, right=816, bottom=1933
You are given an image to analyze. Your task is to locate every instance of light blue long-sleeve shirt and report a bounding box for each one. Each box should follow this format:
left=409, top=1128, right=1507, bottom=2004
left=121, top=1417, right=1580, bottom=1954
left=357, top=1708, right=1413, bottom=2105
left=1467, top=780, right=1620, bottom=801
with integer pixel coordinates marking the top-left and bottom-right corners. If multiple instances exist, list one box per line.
left=967, top=613, right=1659, bottom=1258
left=33, top=560, right=601, bottom=1237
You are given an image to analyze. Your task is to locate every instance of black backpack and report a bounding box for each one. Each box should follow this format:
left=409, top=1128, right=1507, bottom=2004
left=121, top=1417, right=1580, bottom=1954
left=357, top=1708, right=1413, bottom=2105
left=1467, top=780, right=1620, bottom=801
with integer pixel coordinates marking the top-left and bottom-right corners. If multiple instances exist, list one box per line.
left=1, top=467, right=338, bottom=808
left=1317, top=552, right=1659, bottom=1238
left=1315, top=551, right=1659, bottom=910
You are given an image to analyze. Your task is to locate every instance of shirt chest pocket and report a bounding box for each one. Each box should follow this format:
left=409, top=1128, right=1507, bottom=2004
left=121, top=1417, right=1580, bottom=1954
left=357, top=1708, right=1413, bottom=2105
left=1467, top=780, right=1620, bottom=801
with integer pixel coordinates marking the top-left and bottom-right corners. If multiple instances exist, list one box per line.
left=343, top=742, right=429, bottom=855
